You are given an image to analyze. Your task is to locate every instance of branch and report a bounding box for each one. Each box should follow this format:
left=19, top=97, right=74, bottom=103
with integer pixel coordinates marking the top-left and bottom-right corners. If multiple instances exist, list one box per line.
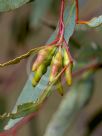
left=75, top=0, right=79, bottom=22
left=0, top=112, right=37, bottom=136
left=0, top=45, right=49, bottom=68
left=73, top=60, right=102, bottom=77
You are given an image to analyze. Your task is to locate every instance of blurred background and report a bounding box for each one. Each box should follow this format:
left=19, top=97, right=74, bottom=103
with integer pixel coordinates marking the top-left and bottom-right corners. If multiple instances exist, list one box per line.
left=0, top=0, right=102, bottom=136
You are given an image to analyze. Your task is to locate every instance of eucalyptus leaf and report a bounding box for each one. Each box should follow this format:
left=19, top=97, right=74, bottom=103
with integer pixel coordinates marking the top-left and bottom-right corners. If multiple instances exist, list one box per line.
left=0, top=0, right=34, bottom=12
left=87, top=15, right=102, bottom=27
left=4, top=0, right=76, bottom=130
left=64, top=1, right=76, bottom=42
left=4, top=70, right=50, bottom=130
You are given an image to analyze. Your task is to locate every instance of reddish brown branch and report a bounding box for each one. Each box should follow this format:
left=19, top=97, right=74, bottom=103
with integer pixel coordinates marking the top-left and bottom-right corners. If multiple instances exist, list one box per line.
left=59, top=0, right=65, bottom=34
left=75, top=0, right=89, bottom=25
left=73, top=61, right=102, bottom=77
left=0, top=112, right=37, bottom=136
left=75, top=0, right=79, bottom=22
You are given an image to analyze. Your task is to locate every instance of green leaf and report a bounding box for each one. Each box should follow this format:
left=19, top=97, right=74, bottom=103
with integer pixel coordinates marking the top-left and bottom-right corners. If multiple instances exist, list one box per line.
left=4, top=70, right=50, bottom=130
left=0, top=0, right=34, bottom=12
left=4, top=67, right=63, bottom=129
left=87, top=15, right=102, bottom=27
left=4, top=1, right=76, bottom=130
left=64, top=1, right=76, bottom=42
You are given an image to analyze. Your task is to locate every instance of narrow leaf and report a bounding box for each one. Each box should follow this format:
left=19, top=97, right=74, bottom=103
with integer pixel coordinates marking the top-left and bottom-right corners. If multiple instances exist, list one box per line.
left=64, top=1, right=76, bottom=42
left=87, top=15, right=102, bottom=27
left=4, top=1, right=76, bottom=130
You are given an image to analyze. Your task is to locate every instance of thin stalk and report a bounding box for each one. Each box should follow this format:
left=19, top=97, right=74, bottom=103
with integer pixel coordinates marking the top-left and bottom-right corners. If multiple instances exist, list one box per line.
left=59, top=0, right=65, bottom=35
left=57, top=0, right=65, bottom=44
left=75, top=0, right=79, bottom=22
left=75, top=0, right=89, bottom=25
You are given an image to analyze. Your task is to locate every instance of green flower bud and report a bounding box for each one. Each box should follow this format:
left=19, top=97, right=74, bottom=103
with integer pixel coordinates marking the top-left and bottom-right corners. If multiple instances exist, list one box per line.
left=32, top=46, right=55, bottom=72
left=63, top=48, right=73, bottom=86
left=63, top=48, right=70, bottom=66
left=32, top=64, right=47, bottom=87
left=56, top=79, right=64, bottom=96
left=44, top=46, right=57, bottom=66
left=49, top=49, right=62, bottom=82
left=65, top=64, right=73, bottom=86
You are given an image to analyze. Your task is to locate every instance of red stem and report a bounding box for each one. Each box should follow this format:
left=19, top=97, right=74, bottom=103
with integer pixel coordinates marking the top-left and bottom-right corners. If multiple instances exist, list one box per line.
left=59, top=0, right=65, bottom=35
left=0, top=112, right=38, bottom=136
left=56, top=0, right=65, bottom=44
left=48, top=37, right=59, bottom=46
left=75, top=0, right=89, bottom=25
left=73, top=61, right=102, bottom=77
left=50, top=0, right=65, bottom=46
left=75, top=0, right=79, bottom=23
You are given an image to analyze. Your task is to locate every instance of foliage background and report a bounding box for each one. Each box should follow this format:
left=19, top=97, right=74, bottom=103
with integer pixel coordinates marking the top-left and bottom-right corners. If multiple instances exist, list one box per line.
left=0, top=0, right=102, bottom=136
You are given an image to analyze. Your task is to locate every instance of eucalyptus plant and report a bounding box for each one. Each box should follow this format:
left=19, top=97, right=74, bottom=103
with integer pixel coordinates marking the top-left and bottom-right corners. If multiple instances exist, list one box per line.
left=0, top=0, right=102, bottom=136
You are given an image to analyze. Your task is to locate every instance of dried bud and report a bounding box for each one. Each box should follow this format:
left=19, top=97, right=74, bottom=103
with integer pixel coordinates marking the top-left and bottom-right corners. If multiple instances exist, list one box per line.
left=32, top=46, right=54, bottom=72
left=49, top=49, right=62, bottom=82
left=63, top=48, right=73, bottom=85
left=32, top=64, right=46, bottom=87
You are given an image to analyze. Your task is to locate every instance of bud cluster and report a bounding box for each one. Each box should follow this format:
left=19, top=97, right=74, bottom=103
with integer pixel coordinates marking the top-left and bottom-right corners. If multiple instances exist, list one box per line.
left=31, top=44, right=73, bottom=95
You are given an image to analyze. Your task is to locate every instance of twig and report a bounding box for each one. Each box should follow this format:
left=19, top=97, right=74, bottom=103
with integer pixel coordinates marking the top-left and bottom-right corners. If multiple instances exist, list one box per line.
left=73, top=60, right=102, bottom=77
left=0, top=112, right=37, bottom=136
left=75, top=0, right=79, bottom=22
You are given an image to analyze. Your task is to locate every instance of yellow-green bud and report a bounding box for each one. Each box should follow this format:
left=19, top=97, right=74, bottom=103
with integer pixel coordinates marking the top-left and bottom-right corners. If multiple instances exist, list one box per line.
left=56, top=79, right=64, bottom=96
left=49, top=49, right=62, bottom=82
left=44, top=46, right=57, bottom=66
left=63, top=48, right=70, bottom=66
left=65, top=64, right=73, bottom=86
left=63, top=48, right=73, bottom=86
left=32, top=64, right=47, bottom=87
left=32, top=46, right=55, bottom=72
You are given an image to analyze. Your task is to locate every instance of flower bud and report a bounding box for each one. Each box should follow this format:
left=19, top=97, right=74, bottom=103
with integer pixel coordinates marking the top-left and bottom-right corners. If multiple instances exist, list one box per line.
left=63, top=48, right=70, bottom=66
left=63, top=48, right=73, bottom=85
left=65, top=64, right=73, bottom=86
left=32, top=46, right=54, bottom=72
left=56, top=79, right=64, bottom=96
left=49, top=49, right=62, bottom=82
left=32, top=64, right=47, bottom=87
left=44, top=46, right=57, bottom=66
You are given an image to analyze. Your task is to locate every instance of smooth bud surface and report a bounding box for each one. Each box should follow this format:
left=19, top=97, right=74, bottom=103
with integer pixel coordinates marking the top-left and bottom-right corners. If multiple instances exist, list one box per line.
left=65, top=64, right=73, bottom=86
left=56, top=79, right=64, bottom=96
left=63, top=48, right=73, bottom=85
left=32, top=46, right=55, bottom=72
left=32, top=64, right=47, bottom=87
left=49, top=49, right=62, bottom=82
